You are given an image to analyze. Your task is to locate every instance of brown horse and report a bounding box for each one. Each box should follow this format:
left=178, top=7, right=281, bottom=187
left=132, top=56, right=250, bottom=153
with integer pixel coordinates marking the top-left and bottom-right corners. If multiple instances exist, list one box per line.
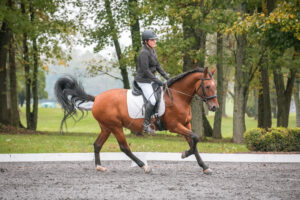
left=54, top=67, right=219, bottom=174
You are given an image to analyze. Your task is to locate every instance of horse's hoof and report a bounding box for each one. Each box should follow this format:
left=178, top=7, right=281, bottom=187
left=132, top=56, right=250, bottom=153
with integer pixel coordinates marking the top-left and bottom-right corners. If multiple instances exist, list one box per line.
left=142, top=165, right=152, bottom=174
left=203, top=168, right=213, bottom=175
left=96, top=165, right=107, bottom=172
left=181, top=151, right=186, bottom=159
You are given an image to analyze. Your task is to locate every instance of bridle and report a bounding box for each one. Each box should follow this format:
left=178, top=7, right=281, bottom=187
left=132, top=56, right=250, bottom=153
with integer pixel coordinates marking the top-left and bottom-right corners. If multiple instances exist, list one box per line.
left=165, top=73, right=217, bottom=102
left=195, top=74, right=217, bottom=102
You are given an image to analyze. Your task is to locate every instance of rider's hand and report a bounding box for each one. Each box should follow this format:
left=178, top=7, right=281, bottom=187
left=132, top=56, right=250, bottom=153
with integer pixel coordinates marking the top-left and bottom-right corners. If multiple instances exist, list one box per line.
left=156, top=80, right=163, bottom=86
left=163, top=81, right=168, bottom=87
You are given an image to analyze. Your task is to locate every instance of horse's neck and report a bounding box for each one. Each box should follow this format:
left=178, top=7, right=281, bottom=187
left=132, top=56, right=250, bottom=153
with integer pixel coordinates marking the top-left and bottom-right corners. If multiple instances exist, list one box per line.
left=170, top=72, right=202, bottom=104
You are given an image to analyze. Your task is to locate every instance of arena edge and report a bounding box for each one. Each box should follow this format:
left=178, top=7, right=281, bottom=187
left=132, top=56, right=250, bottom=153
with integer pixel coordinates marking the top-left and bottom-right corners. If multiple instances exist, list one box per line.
left=244, top=127, right=300, bottom=152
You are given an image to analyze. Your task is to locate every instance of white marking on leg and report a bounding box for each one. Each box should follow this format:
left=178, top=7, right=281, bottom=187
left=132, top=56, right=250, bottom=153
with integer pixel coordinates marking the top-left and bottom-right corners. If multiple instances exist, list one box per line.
left=96, top=165, right=107, bottom=172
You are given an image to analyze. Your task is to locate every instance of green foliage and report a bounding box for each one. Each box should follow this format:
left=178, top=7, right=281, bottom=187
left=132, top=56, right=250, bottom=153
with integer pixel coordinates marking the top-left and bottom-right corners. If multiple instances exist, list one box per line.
left=244, top=127, right=300, bottom=152
left=244, top=128, right=265, bottom=151
left=289, top=128, right=300, bottom=151
left=229, top=0, right=300, bottom=52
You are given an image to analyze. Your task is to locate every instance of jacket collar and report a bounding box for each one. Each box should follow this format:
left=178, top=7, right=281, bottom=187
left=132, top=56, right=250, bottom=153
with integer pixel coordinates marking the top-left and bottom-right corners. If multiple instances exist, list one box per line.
left=143, top=44, right=156, bottom=55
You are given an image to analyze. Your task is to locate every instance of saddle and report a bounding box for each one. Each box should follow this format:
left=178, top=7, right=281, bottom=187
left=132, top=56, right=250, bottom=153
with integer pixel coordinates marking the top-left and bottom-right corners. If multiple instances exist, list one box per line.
left=131, top=81, right=165, bottom=130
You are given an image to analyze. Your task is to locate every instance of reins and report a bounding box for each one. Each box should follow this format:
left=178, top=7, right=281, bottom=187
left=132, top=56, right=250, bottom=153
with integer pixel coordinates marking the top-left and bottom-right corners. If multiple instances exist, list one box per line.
left=165, top=73, right=217, bottom=103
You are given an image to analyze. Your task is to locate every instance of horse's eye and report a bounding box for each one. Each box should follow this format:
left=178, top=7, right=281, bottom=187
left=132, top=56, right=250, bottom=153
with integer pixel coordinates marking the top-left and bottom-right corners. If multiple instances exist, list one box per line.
left=206, top=85, right=210, bottom=89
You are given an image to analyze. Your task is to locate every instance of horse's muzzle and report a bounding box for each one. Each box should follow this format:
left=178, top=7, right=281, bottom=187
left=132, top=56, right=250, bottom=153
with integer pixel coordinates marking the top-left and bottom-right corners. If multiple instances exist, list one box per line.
left=208, top=105, right=218, bottom=112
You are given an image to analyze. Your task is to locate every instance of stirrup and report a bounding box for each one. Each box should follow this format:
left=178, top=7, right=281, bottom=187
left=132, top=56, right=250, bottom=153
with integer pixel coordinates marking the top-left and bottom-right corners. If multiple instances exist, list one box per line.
left=143, top=124, right=156, bottom=134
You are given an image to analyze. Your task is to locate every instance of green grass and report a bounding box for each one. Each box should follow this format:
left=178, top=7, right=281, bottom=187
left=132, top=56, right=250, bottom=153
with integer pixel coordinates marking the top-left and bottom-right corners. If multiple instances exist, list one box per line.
left=0, top=132, right=248, bottom=154
left=20, top=108, right=100, bottom=133
left=0, top=107, right=296, bottom=154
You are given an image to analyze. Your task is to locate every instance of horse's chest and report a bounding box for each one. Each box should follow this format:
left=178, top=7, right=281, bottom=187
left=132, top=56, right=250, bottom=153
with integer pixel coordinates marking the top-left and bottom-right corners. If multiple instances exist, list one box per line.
left=177, top=107, right=191, bottom=124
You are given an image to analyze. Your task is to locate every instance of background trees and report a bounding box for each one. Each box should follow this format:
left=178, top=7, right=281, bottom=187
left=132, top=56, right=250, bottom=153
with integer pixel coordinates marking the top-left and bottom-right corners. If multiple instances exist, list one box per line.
left=0, top=0, right=299, bottom=142
left=0, top=0, right=76, bottom=129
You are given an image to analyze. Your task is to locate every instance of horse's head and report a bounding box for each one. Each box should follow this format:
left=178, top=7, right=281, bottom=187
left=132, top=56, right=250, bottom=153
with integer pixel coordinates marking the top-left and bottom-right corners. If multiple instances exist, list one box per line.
left=195, top=67, right=219, bottom=112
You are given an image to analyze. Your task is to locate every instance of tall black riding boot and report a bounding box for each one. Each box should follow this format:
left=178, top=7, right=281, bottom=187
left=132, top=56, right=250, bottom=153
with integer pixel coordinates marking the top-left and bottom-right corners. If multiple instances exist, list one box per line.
left=143, top=102, right=156, bottom=134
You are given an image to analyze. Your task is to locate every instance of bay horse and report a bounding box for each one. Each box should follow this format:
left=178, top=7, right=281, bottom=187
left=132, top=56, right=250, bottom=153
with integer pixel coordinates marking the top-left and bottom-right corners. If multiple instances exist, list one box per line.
left=54, top=67, right=219, bottom=175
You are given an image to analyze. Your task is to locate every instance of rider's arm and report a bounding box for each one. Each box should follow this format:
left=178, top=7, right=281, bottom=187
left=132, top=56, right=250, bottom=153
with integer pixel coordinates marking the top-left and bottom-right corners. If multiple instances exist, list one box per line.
left=139, top=51, right=163, bottom=84
left=156, top=64, right=169, bottom=80
left=152, top=49, right=169, bottom=80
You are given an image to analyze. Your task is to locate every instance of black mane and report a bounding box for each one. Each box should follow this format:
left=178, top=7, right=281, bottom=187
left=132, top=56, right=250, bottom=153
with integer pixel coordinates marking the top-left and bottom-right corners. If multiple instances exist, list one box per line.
left=167, top=67, right=204, bottom=87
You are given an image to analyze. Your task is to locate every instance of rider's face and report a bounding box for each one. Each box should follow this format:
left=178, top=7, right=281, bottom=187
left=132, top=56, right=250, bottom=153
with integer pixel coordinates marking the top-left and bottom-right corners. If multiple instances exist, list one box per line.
left=148, top=39, right=156, bottom=48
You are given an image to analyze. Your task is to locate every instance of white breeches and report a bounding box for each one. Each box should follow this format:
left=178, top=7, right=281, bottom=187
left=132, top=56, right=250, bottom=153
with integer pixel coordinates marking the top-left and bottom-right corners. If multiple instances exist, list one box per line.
left=137, top=82, right=156, bottom=106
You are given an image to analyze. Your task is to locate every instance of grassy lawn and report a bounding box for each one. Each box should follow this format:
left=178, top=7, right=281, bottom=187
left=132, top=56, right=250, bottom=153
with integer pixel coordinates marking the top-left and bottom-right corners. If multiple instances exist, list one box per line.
left=0, top=132, right=248, bottom=154
left=0, top=107, right=296, bottom=154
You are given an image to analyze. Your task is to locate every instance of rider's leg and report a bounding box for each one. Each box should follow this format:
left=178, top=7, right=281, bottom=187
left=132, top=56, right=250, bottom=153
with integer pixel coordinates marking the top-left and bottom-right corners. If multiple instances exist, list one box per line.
left=143, top=101, right=155, bottom=133
left=137, top=82, right=156, bottom=134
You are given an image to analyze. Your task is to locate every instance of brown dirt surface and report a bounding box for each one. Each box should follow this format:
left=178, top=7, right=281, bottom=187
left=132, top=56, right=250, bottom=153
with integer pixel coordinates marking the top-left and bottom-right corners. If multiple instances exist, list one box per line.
left=0, top=161, right=299, bottom=200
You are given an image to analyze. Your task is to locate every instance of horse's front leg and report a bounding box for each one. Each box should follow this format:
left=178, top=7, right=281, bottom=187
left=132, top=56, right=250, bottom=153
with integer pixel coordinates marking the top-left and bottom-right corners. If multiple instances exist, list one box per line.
left=174, top=123, right=212, bottom=175
left=184, top=136, right=212, bottom=175
left=181, top=133, right=198, bottom=159
left=172, top=123, right=198, bottom=158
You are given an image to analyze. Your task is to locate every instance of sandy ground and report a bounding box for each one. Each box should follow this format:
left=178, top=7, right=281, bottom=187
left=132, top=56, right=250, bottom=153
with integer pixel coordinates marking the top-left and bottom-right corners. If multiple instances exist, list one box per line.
left=0, top=161, right=299, bottom=200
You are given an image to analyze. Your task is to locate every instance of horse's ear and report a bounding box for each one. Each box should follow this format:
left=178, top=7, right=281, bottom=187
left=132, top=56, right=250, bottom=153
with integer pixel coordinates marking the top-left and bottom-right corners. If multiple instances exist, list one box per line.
left=204, top=67, right=208, bottom=76
left=211, top=67, right=216, bottom=75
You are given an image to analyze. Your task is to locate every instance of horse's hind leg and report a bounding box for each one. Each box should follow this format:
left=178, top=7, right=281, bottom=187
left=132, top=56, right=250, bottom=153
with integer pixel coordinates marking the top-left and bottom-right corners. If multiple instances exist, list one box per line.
left=112, top=127, right=151, bottom=173
left=94, top=126, right=111, bottom=171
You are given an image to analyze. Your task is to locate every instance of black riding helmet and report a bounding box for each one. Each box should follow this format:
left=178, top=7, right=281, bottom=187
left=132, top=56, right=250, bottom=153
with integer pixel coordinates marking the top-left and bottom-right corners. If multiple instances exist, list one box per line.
left=142, top=30, right=157, bottom=41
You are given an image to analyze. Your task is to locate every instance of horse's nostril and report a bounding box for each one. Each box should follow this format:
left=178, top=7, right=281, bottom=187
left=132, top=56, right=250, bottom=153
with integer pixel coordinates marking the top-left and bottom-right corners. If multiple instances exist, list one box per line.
left=211, top=106, right=216, bottom=111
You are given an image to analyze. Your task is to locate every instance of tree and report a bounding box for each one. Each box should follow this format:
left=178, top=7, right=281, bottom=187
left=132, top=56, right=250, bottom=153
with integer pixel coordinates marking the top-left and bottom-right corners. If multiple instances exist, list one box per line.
left=0, top=21, right=9, bottom=125
left=0, top=0, right=77, bottom=129
left=84, top=0, right=130, bottom=89
left=8, top=34, right=20, bottom=127
left=212, top=32, right=223, bottom=139
left=208, top=4, right=236, bottom=139
left=228, top=0, right=299, bottom=142
left=231, top=2, right=258, bottom=143
left=128, top=0, right=141, bottom=71
left=256, top=0, right=274, bottom=130
left=235, top=0, right=300, bottom=127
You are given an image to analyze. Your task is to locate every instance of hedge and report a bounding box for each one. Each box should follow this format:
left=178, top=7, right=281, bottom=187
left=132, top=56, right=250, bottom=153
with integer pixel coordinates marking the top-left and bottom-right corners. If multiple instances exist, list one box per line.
left=244, top=127, right=300, bottom=152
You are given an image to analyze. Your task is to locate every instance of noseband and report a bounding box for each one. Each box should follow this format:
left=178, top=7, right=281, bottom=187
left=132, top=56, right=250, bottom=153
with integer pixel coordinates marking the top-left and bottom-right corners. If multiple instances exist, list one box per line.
left=195, top=74, right=217, bottom=102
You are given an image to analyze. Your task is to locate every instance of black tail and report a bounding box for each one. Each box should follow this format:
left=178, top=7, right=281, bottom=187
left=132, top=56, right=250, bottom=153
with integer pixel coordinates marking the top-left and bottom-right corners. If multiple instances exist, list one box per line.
left=54, top=75, right=95, bottom=133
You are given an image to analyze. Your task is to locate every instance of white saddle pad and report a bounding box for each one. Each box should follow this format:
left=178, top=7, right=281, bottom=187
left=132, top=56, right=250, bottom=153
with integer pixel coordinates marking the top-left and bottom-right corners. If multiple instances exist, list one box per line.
left=127, top=89, right=165, bottom=119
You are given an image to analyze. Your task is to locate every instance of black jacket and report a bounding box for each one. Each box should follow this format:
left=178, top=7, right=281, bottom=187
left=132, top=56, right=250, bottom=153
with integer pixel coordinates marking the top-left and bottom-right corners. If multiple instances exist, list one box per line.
left=134, top=45, right=169, bottom=84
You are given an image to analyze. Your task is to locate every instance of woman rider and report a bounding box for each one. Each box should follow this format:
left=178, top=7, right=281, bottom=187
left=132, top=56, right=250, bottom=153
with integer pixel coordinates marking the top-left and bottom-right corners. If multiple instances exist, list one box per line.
left=134, top=30, right=169, bottom=134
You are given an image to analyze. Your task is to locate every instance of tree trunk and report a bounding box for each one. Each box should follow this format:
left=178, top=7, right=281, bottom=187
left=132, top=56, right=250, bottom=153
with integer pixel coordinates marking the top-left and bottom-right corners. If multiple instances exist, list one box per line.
left=273, top=68, right=296, bottom=127
left=213, top=32, right=223, bottom=139
left=104, top=0, right=130, bottom=89
left=295, top=79, right=300, bottom=127
left=0, top=22, right=9, bottom=125
left=9, top=35, right=20, bottom=127
left=128, top=0, right=141, bottom=71
left=22, top=3, right=32, bottom=129
left=254, top=89, right=258, bottom=120
left=24, top=33, right=31, bottom=129
left=182, top=16, right=204, bottom=138
left=30, top=9, right=38, bottom=130
left=222, top=65, right=231, bottom=117
left=191, top=98, right=204, bottom=139
left=222, top=35, right=234, bottom=118
left=257, top=59, right=272, bottom=129
left=233, top=33, right=247, bottom=144
left=182, top=8, right=214, bottom=137
left=31, top=37, right=38, bottom=130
